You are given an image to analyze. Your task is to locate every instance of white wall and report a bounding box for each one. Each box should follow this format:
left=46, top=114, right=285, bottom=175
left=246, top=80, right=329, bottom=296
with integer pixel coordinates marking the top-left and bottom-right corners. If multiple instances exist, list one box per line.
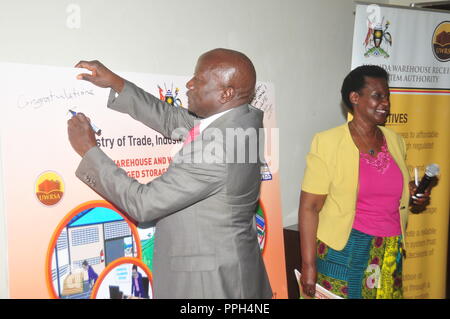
left=0, top=0, right=400, bottom=298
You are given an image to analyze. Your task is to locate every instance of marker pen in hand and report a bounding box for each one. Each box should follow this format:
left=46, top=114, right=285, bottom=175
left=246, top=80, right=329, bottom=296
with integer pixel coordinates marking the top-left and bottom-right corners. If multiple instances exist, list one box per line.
left=69, top=109, right=102, bottom=136
left=414, top=167, right=419, bottom=187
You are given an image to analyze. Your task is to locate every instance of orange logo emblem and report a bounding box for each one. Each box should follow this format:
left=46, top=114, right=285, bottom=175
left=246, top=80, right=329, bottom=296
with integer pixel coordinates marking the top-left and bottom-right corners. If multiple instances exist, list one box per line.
left=35, top=171, right=64, bottom=206
left=432, top=21, right=450, bottom=62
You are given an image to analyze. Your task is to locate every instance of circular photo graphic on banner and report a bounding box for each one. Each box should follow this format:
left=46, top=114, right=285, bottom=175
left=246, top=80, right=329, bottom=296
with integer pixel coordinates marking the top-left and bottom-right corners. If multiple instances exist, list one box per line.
left=46, top=201, right=141, bottom=299
left=256, top=201, right=267, bottom=254
left=432, top=21, right=450, bottom=62
left=35, top=171, right=64, bottom=206
left=92, top=258, right=153, bottom=299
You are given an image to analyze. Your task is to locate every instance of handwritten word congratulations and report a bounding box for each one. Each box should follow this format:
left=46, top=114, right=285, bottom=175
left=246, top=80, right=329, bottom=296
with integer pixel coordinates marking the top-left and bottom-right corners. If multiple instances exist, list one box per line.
left=17, top=87, right=94, bottom=109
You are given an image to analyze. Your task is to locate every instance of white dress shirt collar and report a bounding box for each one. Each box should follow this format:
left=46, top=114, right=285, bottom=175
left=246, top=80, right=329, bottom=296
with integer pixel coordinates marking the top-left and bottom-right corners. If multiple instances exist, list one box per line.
left=198, top=109, right=232, bottom=133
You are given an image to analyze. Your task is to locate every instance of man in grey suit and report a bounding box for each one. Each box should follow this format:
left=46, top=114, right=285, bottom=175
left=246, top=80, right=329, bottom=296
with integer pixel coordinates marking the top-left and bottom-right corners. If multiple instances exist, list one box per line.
left=67, top=48, right=272, bottom=299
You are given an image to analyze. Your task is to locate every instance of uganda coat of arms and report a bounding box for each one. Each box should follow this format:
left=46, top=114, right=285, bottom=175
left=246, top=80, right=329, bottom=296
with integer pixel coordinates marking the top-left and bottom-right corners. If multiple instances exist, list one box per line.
left=364, top=17, right=393, bottom=58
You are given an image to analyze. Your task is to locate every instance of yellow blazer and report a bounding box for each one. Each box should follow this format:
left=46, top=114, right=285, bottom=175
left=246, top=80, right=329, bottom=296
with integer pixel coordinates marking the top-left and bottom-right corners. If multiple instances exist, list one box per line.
left=301, top=123, right=411, bottom=250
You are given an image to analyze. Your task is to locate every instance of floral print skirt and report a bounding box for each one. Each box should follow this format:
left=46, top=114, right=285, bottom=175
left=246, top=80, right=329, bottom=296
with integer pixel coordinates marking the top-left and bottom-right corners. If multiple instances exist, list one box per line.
left=316, top=228, right=403, bottom=299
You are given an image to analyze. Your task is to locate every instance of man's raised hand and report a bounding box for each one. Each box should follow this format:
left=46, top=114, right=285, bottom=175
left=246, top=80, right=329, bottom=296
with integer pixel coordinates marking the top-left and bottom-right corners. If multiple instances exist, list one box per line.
left=75, top=60, right=125, bottom=93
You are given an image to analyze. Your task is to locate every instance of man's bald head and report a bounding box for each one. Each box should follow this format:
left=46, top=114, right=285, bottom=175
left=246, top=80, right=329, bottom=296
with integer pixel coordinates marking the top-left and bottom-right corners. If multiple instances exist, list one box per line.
left=186, top=48, right=257, bottom=118
left=200, top=48, right=256, bottom=102
left=199, top=48, right=256, bottom=103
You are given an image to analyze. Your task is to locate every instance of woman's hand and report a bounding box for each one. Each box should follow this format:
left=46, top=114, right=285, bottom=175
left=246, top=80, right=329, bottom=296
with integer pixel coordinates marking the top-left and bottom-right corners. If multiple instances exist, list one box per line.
left=409, top=181, right=431, bottom=206
left=298, top=191, right=326, bottom=299
left=300, top=264, right=317, bottom=298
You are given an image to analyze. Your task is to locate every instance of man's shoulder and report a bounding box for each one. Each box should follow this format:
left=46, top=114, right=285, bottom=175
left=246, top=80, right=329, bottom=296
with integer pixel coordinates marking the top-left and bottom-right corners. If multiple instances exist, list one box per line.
left=211, top=104, right=263, bottom=129
left=229, top=104, right=263, bottom=118
left=247, top=104, right=264, bottom=116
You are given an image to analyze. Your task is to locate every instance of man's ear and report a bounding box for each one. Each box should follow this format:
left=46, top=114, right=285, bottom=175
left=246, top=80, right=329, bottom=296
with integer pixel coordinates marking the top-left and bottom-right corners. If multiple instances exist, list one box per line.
left=220, top=87, right=235, bottom=104
left=349, top=91, right=359, bottom=107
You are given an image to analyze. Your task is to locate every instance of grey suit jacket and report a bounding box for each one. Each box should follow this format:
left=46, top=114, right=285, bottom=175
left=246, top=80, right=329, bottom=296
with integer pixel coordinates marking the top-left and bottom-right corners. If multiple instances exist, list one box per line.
left=76, top=80, right=272, bottom=299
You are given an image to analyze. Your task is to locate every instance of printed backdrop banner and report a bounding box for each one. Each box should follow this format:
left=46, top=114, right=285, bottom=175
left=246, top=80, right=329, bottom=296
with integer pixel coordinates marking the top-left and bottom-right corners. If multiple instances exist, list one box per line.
left=0, top=62, right=287, bottom=299
left=352, top=3, right=450, bottom=298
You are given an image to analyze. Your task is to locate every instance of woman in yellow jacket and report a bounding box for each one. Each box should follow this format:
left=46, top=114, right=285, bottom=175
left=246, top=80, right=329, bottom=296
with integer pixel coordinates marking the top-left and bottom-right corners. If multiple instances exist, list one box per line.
left=298, top=65, right=430, bottom=299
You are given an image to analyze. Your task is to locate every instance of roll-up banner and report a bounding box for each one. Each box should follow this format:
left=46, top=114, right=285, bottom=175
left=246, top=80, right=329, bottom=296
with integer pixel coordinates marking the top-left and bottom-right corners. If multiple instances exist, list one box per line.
left=352, top=3, right=450, bottom=298
left=0, top=63, right=287, bottom=298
